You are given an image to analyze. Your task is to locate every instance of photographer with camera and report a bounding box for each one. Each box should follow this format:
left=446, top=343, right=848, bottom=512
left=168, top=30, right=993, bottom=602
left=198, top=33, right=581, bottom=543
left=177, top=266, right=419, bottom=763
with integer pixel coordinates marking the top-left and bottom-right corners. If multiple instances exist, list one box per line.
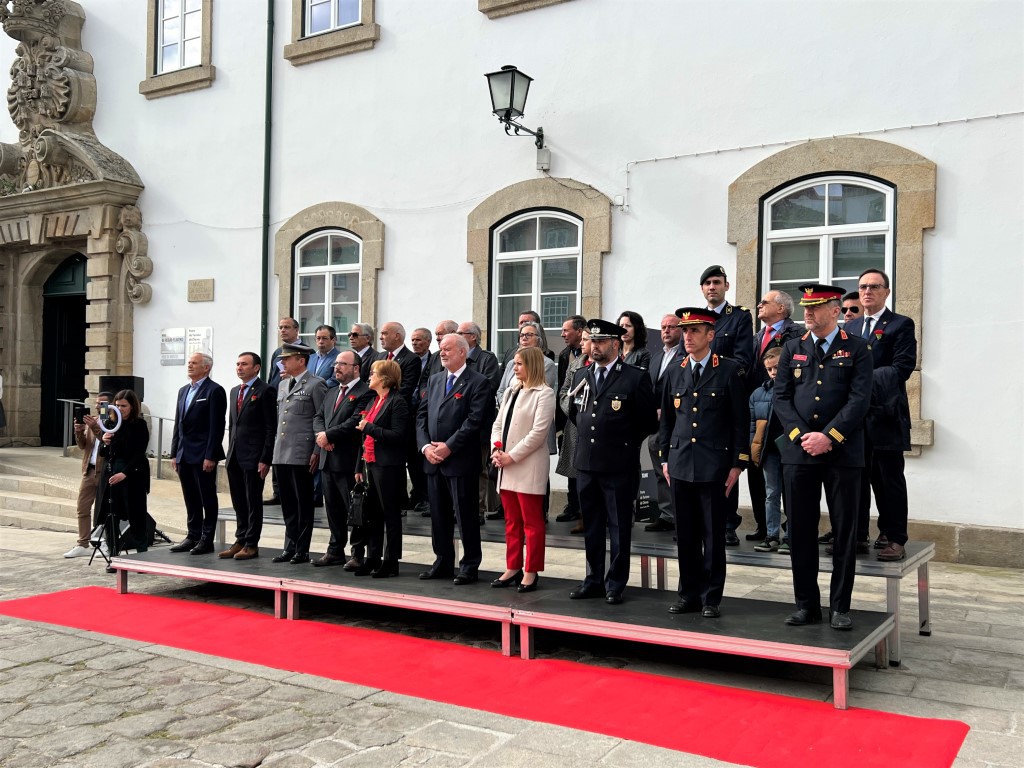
left=96, top=390, right=152, bottom=553
left=64, top=391, right=113, bottom=558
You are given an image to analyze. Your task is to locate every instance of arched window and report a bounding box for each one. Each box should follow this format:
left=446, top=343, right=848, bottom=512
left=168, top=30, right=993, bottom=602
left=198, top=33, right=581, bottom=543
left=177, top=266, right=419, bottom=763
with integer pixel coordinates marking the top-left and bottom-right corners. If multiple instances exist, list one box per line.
left=762, top=176, right=894, bottom=306
left=294, top=229, right=362, bottom=347
left=491, top=211, right=582, bottom=359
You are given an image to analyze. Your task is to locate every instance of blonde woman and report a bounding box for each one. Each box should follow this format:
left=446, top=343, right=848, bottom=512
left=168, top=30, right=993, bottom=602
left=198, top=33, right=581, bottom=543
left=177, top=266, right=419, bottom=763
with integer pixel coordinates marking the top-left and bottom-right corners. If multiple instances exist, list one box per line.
left=490, top=347, right=555, bottom=592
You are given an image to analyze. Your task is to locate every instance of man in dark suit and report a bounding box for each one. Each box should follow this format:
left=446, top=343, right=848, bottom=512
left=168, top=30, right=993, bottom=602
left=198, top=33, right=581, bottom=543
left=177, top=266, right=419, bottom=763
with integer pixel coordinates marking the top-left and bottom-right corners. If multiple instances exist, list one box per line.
left=379, top=321, right=425, bottom=510
left=221, top=352, right=276, bottom=560
left=644, top=313, right=684, bottom=532
left=348, top=322, right=377, bottom=383
left=416, top=333, right=492, bottom=584
left=271, top=342, right=328, bottom=564
left=268, top=317, right=299, bottom=390
left=700, top=265, right=754, bottom=545
left=659, top=308, right=749, bottom=617
left=845, top=268, right=916, bottom=562
left=554, top=315, right=587, bottom=523
left=567, top=319, right=658, bottom=605
left=774, top=284, right=872, bottom=631
left=313, top=350, right=375, bottom=567
left=458, top=320, right=502, bottom=521
left=169, top=352, right=227, bottom=555
left=745, top=290, right=803, bottom=542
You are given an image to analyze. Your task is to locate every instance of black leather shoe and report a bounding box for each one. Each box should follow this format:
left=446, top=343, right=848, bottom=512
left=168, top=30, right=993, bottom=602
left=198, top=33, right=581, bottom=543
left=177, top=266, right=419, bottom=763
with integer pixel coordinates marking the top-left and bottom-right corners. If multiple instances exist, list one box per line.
left=169, top=538, right=196, bottom=553
left=785, top=608, right=823, bottom=626
left=490, top=570, right=523, bottom=588
left=517, top=574, right=539, bottom=593
left=413, top=501, right=430, bottom=514
left=189, top=540, right=214, bottom=555
left=830, top=611, right=853, bottom=630
left=272, top=550, right=296, bottom=563
left=745, top=530, right=767, bottom=541
left=264, top=496, right=281, bottom=506
left=605, top=592, right=623, bottom=605
left=668, top=599, right=701, bottom=614
left=290, top=553, right=310, bottom=565
left=418, top=566, right=454, bottom=580
left=874, top=534, right=890, bottom=549
left=569, top=584, right=604, bottom=600
left=313, top=554, right=343, bottom=567
left=702, top=605, right=721, bottom=618
left=555, top=509, right=580, bottom=522
left=371, top=560, right=399, bottom=578
left=856, top=540, right=871, bottom=555
left=818, top=530, right=834, bottom=544
left=453, top=572, right=479, bottom=585
left=645, top=518, right=675, bottom=532
left=354, top=559, right=381, bottom=576
left=724, top=531, right=740, bottom=546
left=485, top=510, right=504, bottom=521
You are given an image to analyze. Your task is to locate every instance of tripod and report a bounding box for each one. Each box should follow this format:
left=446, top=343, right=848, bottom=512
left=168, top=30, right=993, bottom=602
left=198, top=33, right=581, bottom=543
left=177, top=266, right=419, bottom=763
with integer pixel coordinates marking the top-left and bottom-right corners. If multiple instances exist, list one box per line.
left=88, top=455, right=126, bottom=573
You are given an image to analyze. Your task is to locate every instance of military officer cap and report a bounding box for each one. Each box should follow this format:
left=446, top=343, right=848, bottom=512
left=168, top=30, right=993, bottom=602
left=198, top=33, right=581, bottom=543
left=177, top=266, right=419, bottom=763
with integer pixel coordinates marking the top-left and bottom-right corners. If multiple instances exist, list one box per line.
left=278, top=341, right=315, bottom=358
left=586, top=318, right=626, bottom=340
left=674, top=307, right=717, bottom=327
left=699, top=264, right=727, bottom=284
left=798, top=283, right=845, bottom=306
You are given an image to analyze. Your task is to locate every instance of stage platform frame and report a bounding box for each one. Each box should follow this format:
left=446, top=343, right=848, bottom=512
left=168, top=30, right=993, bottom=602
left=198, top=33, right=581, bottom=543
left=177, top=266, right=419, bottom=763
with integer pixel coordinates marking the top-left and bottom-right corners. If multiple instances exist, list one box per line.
left=110, top=549, right=892, bottom=709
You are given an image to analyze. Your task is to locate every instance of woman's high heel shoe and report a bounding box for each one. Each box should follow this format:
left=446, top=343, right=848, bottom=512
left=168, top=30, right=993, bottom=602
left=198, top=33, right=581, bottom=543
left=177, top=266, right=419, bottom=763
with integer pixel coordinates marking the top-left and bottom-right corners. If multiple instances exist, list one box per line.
left=490, top=569, right=523, bottom=588
left=517, top=574, right=539, bottom=593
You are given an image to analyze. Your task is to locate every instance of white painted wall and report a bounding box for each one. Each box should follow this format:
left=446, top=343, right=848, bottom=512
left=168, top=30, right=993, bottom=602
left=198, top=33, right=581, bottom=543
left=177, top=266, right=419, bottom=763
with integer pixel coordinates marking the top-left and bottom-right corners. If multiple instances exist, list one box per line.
left=0, top=0, right=1019, bottom=526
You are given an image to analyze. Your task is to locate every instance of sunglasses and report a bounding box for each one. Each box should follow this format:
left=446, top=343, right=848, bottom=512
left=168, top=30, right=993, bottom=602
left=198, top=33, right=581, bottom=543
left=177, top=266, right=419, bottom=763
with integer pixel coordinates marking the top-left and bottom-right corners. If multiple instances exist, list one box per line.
left=842, top=306, right=860, bottom=314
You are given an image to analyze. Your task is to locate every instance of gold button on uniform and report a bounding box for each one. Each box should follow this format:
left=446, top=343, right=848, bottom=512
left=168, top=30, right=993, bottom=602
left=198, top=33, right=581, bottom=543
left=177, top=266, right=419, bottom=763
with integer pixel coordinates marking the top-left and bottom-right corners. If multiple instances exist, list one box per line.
left=691, top=438, right=697, bottom=443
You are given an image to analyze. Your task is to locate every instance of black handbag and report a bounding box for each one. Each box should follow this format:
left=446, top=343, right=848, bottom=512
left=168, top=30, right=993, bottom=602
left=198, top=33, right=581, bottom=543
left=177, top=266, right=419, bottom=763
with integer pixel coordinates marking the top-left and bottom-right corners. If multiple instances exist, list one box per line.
left=348, top=481, right=368, bottom=528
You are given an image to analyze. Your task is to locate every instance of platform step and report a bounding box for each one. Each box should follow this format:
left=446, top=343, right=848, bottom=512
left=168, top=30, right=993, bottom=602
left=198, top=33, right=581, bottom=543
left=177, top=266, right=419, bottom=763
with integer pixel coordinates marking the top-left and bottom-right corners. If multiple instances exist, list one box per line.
left=0, top=472, right=78, bottom=500
left=0, top=490, right=78, bottom=519
left=0, top=511, right=77, bottom=534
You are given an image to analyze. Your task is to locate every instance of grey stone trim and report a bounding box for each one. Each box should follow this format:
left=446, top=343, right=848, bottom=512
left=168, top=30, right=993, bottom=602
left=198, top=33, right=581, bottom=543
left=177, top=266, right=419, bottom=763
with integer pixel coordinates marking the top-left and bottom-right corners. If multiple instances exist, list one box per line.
left=479, top=0, right=573, bottom=20
left=139, top=1, right=216, bottom=100
left=284, top=0, right=379, bottom=66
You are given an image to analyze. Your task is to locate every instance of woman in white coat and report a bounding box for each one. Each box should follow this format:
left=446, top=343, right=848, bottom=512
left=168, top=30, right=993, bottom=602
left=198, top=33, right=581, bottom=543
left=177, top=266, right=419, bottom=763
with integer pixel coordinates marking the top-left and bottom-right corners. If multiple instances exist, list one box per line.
left=489, top=347, right=555, bottom=592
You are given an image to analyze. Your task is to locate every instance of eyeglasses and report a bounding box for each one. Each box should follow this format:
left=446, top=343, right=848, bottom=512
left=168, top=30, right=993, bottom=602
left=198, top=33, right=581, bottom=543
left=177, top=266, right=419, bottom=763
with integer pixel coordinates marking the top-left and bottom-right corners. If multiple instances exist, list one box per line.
left=756, top=299, right=780, bottom=307
left=347, top=332, right=366, bottom=337
left=519, top=332, right=538, bottom=339
left=457, top=331, right=474, bottom=336
left=858, top=283, right=886, bottom=292
left=842, top=306, right=860, bottom=315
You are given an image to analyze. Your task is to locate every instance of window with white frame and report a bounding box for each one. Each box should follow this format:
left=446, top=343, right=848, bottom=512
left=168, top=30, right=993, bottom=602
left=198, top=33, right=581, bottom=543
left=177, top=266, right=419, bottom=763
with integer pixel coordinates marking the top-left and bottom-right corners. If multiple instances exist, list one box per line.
left=157, top=0, right=203, bottom=74
left=762, top=176, right=894, bottom=306
left=294, top=230, right=362, bottom=348
left=306, top=0, right=360, bottom=36
left=492, top=212, right=582, bottom=361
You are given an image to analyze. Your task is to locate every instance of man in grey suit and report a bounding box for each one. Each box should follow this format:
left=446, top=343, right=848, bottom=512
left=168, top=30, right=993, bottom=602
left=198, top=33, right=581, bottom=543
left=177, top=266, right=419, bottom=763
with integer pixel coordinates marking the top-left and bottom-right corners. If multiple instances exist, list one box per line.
left=271, top=342, right=327, bottom=564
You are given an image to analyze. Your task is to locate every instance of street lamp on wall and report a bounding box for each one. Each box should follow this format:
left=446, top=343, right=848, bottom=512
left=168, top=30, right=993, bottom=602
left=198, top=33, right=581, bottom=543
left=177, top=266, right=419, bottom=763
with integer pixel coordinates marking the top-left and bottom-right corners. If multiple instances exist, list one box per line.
left=485, top=65, right=545, bottom=151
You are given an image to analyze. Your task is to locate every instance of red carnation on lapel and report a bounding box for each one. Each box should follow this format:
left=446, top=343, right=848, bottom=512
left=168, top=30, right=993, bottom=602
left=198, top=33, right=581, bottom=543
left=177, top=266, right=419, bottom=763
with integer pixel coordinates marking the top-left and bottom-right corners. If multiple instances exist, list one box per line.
left=348, top=395, right=356, bottom=401
left=874, top=329, right=883, bottom=339
left=453, top=392, right=463, bottom=400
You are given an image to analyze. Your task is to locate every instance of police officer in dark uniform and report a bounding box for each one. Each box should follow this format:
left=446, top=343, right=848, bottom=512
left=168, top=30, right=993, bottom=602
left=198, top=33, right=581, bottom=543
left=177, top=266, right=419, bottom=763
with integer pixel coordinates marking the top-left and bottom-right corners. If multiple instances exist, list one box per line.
left=774, top=284, right=873, bottom=630
left=659, top=308, right=748, bottom=618
left=567, top=319, right=657, bottom=605
left=699, top=265, right=754, bottom=545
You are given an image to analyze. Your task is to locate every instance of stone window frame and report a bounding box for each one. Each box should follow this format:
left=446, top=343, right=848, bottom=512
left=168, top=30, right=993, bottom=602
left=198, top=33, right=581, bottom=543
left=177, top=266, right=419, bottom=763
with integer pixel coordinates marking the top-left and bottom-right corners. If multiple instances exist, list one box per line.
left=479, top=0, right=574, bottom=20
left=467, top=177, right=610, bottom=351
left=274, top=202, right=384, bottom=340
left=139, top=0, right=216, bottom=100
left=284, top=0, right=380, bottom=66
left=727, top=136, right=935, bottom=451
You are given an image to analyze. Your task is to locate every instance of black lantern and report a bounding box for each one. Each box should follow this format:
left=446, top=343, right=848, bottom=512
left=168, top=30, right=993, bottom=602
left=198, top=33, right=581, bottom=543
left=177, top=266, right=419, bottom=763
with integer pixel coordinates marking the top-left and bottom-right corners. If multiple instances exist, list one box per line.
left=484, top=65, right=544, bottom=149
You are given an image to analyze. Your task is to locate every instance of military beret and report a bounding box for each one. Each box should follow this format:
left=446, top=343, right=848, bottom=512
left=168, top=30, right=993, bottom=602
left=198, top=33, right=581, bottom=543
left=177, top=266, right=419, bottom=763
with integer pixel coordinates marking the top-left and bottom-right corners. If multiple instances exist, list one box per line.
left=798, top=283, right=845, bottom=306
left=674, top=307, right=717, bottom=327
left=586, top=318, right=625, bottom=340
left=699, top=264, right=727, bottom=284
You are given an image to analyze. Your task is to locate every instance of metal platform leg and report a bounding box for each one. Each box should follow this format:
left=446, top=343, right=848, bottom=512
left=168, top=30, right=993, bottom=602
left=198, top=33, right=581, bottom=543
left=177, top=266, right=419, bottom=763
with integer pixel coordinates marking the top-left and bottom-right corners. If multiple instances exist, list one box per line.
left=918, top=561, right=931, bottom=636
left=832, top=668, right=849, bottom=710
left=874, top=638, right=889, bottom=669
left=215, top=519, right=227, bottom=546
left=656, top=556, right=667, bottom=590
left=274, top=589, right=286, bottom=619
left=886, top=577, right=901, bottom=666
left=287, top=592, right=300, bottom=620
left=116, top=569, right=128, bottom=594
left=640, top=554, right=651, bottom=588
left=520, top=626, right=535, bottom=660
left=501, top=621, right=512, bottom=657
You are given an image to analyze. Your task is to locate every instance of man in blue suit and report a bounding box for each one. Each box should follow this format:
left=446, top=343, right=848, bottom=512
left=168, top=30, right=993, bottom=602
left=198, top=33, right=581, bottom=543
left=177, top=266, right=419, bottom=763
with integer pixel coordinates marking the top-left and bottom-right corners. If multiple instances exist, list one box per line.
left=170, top=352, right=227, bottom=555
left=416, top=333, right=492, bottom=584
left=310, top=325, right=341, bottom=389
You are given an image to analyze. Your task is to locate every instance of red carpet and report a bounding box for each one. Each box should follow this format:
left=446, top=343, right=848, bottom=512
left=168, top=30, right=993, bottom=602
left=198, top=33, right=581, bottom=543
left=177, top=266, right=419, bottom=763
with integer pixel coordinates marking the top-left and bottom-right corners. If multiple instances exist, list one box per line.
left=0, top=587, right=967, bottom=768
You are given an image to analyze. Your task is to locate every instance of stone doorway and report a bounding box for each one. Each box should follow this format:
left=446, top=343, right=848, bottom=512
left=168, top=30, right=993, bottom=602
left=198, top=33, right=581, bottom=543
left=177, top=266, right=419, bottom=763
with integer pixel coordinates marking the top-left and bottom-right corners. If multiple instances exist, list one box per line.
left=39, top=253, right=87, bottom=446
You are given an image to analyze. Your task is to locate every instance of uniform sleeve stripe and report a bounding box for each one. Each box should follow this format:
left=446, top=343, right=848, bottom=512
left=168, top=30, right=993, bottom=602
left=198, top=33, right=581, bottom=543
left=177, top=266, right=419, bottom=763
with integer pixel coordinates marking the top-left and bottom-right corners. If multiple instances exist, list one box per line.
left=828, top=428, right=845, bottom=442
left=789, top=428, right=800, bottom=441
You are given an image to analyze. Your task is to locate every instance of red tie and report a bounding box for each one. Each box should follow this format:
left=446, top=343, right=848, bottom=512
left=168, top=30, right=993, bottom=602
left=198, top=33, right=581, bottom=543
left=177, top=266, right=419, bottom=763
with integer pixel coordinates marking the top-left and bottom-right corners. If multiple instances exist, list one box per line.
left=236, top=384, right=246, bottom=413
left=760, top=326, right=775, bottom=355
left=387, top=351, right=394, bottom=360
left=333, top=385, right=348, bottom=411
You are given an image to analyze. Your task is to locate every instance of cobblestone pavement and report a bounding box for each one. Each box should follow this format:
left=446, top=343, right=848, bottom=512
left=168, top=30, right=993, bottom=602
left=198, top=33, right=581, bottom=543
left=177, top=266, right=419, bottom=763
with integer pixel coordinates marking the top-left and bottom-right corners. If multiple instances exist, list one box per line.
left=0, top=526, right=1022, bottom=767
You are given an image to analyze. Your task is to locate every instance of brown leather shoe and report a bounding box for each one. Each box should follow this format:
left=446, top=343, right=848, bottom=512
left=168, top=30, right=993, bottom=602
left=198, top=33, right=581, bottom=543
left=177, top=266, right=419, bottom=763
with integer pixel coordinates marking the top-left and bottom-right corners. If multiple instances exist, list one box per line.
left=218, top=543, right=243, bottom=559
left=233, top=546, right=259, bottom=560
left=876, top=542, right=906, bottom=562
left=343, top=557, right=363, bottom=571
left=570, top=520, right=585, bottom=534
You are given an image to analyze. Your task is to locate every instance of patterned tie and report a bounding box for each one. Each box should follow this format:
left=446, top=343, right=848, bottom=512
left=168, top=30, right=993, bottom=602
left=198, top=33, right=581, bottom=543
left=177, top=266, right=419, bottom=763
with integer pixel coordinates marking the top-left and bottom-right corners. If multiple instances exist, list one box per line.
left=236, top=384, right=246, bottom=414
left=445, top=373, right=456, bottom=395
left=760, top=326, right=775, bottom=355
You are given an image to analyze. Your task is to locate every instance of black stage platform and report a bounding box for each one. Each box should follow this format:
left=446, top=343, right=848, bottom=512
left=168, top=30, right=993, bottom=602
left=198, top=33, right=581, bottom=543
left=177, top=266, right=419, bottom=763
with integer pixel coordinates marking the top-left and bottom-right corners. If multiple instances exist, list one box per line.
left=221, top=506, right=932, bottom=667
left=111, top=547, right=893, bottom=709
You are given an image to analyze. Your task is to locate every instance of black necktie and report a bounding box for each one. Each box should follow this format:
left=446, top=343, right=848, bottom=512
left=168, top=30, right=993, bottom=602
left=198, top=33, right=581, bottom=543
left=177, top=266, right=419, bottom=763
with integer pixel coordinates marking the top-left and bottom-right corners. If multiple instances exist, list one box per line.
left=289, top=378, right=297, bottom=392
left=692, top=363, right=702, bottom=387
left=814, top=338, right=826, bottom=362
left=863, top=317, right=874, bottom=339
left=596, top=366, right=607, bottom=393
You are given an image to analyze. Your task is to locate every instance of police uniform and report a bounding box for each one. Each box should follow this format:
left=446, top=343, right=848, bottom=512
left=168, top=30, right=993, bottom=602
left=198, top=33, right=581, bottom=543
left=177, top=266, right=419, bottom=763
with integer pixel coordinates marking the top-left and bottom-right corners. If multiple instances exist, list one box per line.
left=568, top=319, right=658, bottom=602
left=658, top=308, right=748, bottom=612
left=773, top=285, right=872, bottom=627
